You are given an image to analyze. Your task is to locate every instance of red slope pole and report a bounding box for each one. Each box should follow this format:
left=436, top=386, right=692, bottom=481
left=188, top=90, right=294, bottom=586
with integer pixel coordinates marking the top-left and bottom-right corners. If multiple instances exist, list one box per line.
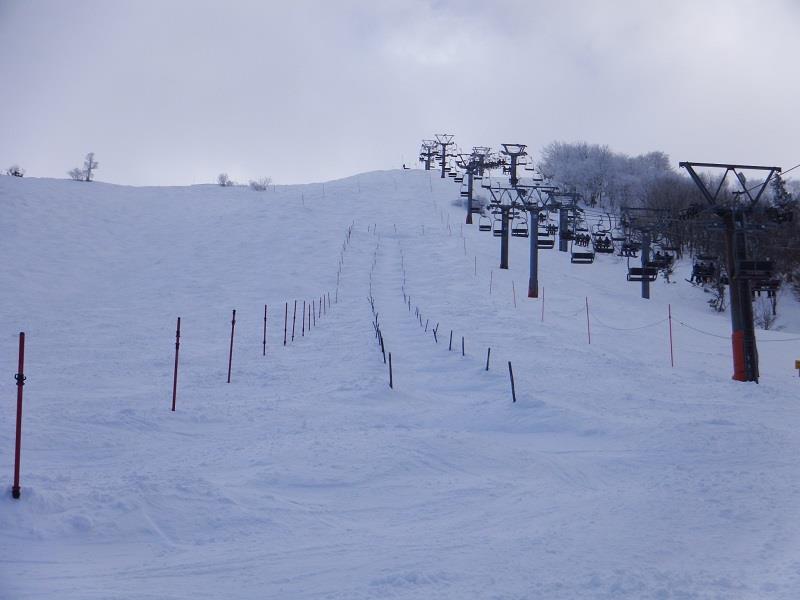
left=171, top=318, right=180, bottom=411
left=12, top=332, right=25, bottom=499
left=227, top=309, right=236, bottom=383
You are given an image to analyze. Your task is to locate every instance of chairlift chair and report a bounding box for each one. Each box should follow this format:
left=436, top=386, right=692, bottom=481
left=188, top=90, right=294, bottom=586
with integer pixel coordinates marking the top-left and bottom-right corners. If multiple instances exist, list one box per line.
left=478, top=214, right=492, bottom=232
left=751, top=278, right=780, bottom=297
left=492, top=218, right=504, bottom=237
left=537, top=228, right=555, bottom=249
left=737, top=260, right=774, bottom=280
left=570, top=241, right=595, bottom=264
left=627, top=266, right=658, bottom=282
left=511, top=214, right=529, bottom=238
left=646, top=248, right=674, bottom=270
left=619, top=240, right=640, bottom=258
left=611, top=228, right=627, bottom=242
left=691, top=256, right=717, bottom=284
left=593, top=236, right=615, bottom=254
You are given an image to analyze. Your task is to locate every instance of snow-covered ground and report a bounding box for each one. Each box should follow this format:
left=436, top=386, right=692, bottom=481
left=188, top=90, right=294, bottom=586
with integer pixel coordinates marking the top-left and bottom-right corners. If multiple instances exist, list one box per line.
left=2, top=170, right=800, bottom=599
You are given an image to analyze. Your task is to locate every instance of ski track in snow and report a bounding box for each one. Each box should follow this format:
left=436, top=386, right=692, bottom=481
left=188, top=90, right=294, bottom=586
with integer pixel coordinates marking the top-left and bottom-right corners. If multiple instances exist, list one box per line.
left=1, top=171, right=800, bottom=598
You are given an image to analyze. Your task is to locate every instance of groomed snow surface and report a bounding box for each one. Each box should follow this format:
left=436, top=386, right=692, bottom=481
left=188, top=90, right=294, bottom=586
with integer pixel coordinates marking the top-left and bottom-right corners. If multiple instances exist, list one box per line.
left=2, top=171, right=800, bottom=599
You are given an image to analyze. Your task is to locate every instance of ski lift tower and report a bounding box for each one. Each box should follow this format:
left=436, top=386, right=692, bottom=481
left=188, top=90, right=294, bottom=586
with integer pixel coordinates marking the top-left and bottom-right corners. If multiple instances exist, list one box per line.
left=435, top=134, right=456, bottom=179
left=472, top=146, right=492, bottom=176
left=481, top=180, right=516, bottom=269
left=456, top=153, right=482, bottom=225
left=419, top=140, right=437, bottom=171
left=621, top=207, right=672, bottom=300
left=679, top=161, right=781, bottom=383
left=500, top=143, right=527, bottom=188
left=519, top=183, right=560, bottom=298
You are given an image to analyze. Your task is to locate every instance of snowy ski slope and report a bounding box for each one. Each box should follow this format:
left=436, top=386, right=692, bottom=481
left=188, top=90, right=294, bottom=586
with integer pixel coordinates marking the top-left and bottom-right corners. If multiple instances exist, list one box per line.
left=1, top=170, right=800, bottom=599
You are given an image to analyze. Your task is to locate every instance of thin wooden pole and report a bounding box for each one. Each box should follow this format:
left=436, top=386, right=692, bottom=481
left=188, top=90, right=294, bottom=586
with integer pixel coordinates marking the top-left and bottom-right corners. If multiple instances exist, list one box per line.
left=227, top=310, right=236, bottom=383
left=669, top=303, right=675, bottom=367
left=12, top=332, right=25, bottom=499
left=585, top=296, right=591, bottom=345
left=388, top=352, right=393, bottom=389
left=302, top=300, right=306, bottom=336
left=486, top=347, right=491, bottom=371
left=461, top=336, right=465, bottom=356
left=541, top=287, right=545, bottom=322
left=512, top=280, right=517, bottom=308
left=449, top=330, right=453, bottom=351
left=291, top=300, right=297, bottom=342
left=262, top=305, right=267, bottom=355
left=172, top=318, right=180, bottom=411
left=508, top=361, right=517, bottom=403
left=283, top=302, right=288, bottom=345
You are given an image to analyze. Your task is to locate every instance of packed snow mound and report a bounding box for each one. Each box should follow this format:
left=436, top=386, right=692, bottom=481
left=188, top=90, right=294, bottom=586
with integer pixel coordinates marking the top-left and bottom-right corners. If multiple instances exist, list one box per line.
left=1, top=171, right=800, bottom=599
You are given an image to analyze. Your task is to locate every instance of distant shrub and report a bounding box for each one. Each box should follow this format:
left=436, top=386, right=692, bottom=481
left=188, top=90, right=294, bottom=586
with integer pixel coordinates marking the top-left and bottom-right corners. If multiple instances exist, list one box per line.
left=217, top=173, right=234, bottom=187
left=6, top=164, right=24, bottom=177
left=249, top=177, right=272, bottom=191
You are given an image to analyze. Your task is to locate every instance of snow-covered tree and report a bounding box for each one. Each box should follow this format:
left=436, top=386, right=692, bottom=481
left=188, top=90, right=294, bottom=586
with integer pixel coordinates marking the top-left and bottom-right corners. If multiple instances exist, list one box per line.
left=82, top=152, right=98, bottom=181
left=217, top=173, right=233, bottom=187
left=6, top=164, right=24, bottom=177
left=249, top=176, right=272, bottom=191
left=68, top=153, right=99, bottom=182
left=538, top=142, right=672, bottom=209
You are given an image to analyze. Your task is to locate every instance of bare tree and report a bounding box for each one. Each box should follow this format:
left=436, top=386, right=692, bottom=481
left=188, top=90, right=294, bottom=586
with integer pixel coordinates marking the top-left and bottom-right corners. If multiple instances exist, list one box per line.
left=248, top=176, right=272, bottom=191
left=83, top=152, right=98, bottom=181
left=217, top=173, right=233, bottom=187
left=68, top=153, right=99, bottom=181
left=6, top=164, right=24, bottom=177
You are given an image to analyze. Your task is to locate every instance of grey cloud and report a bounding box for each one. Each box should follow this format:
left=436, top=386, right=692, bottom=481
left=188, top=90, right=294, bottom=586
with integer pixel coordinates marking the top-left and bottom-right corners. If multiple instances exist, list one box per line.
left=0, top=0, right=797, bottom=185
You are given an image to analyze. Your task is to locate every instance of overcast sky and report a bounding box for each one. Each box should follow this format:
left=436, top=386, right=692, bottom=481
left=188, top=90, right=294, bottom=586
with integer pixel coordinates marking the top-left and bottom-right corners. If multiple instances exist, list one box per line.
left=1, top=0, right=798, bottom=185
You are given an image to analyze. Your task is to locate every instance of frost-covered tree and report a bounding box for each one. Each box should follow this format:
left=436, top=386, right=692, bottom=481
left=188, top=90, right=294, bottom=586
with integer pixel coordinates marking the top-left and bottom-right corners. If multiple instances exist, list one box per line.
left=770, top=172, right=793, bottom=208
left=6, top=164, right=24, bottom=177
left=68, top=152, right=99, bottom=182
left=82, top=152, right=98, bottom=181
left=538, top=142, right=672, bottom=209
left=217, top=173, right=233, bottom=187
left=249, top=176, right=272, bottom=191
